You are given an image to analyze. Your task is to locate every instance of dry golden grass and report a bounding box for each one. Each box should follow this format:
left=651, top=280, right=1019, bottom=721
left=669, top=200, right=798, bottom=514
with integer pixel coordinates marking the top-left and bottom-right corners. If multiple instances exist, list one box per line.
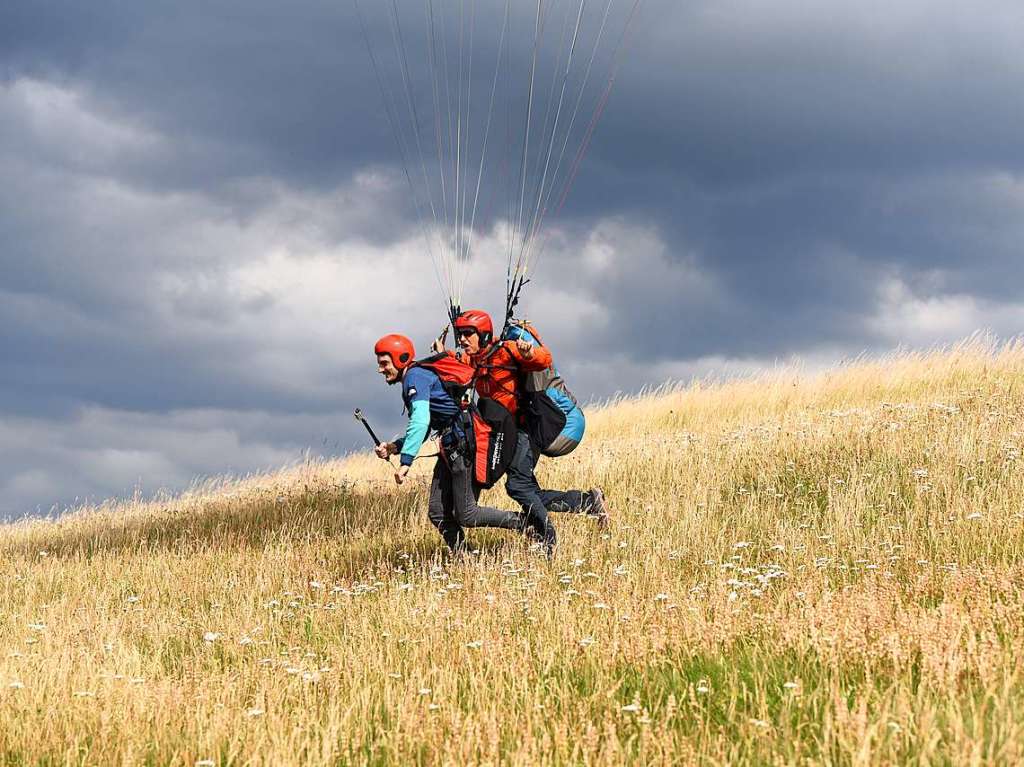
left=2, top=338, right=1024, bottom=765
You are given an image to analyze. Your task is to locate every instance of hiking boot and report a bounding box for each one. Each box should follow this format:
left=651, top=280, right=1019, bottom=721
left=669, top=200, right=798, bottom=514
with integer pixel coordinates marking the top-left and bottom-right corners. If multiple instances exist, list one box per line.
left=525, top=516, right=557, bottom=558
left=587, top=488, right=611, bottom=529
left=541, top=521, right=557, bottom=559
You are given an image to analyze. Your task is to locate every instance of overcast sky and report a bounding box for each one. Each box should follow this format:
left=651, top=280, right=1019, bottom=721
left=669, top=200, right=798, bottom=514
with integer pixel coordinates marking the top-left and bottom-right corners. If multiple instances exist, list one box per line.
left=2, top=0, right=1023, bottom=519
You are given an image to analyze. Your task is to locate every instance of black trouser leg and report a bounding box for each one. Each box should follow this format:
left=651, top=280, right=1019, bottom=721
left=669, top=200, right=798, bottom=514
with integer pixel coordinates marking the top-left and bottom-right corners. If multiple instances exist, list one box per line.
left=506, top=430, right=591, bottom=521
left=526, top=433, right=591, bottom=513
left=448, top=452, right=526, bottom=533
left=505, top=430, right=552, bottom=535
left=427, top=458, right=466, bottom=552
left=540, top=489, right=588, bottom=513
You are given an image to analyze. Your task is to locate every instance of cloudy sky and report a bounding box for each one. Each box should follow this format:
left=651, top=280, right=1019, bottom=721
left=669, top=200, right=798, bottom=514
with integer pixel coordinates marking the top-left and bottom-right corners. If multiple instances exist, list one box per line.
left=2, top=0, right=1023, bottom=519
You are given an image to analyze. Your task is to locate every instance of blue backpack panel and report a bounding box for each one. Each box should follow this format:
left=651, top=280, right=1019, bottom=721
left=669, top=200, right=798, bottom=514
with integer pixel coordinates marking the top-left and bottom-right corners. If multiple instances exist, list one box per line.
left=504, top=320, right=586, bottom=457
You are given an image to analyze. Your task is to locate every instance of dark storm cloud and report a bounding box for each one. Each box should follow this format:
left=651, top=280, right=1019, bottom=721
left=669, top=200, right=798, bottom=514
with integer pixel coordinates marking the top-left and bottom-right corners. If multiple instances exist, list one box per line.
left=2, top=0, right=1024, bottom=515
left=1, top=1, right=382, bottom=190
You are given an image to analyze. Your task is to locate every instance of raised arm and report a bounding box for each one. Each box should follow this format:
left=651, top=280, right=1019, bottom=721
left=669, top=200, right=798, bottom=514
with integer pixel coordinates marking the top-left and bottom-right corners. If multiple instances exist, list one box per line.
left=506, top=337, right=552, bottom=372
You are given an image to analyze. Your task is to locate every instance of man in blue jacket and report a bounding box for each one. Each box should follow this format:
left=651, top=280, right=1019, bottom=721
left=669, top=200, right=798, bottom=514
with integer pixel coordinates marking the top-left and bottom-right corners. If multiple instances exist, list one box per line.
left=373, top=333, right=527, bottom=553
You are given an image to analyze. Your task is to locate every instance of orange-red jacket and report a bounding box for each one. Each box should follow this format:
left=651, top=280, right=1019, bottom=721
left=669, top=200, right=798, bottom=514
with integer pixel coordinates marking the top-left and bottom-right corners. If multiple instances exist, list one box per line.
left=468, top=337, right=552, bottom=416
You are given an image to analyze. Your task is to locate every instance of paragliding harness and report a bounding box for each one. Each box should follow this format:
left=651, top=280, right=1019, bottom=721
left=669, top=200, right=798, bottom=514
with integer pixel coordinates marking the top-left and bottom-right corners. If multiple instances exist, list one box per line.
left=409, top=353, right=516, bottom=489
left=494, top=318, right=586, bottom=458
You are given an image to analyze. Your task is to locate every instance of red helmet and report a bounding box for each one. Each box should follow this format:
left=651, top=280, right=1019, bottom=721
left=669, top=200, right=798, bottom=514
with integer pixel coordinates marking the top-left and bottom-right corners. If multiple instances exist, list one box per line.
left=374, top=334, right=415, bottom=369
left=454, top=309, right=494, bottom=346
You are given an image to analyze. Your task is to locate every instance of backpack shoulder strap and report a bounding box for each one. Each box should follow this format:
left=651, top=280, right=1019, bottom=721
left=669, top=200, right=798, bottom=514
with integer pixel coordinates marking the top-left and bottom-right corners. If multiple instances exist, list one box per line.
left=411, top=352, right=476, bottom=388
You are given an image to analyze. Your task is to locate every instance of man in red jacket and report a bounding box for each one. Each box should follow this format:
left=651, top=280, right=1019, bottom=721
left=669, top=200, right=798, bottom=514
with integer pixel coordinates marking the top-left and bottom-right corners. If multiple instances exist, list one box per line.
left=451, top=309, right=609, bottom=554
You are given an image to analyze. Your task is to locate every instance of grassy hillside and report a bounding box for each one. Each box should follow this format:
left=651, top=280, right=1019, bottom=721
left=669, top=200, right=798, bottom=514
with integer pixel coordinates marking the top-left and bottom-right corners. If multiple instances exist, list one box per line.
left=2, top=340, right=1024, bottom=765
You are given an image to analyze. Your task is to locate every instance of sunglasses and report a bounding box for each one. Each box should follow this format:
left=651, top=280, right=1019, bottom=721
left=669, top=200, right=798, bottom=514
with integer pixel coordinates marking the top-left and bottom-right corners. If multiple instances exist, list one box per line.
left=455, top=328, right=478, bottom=338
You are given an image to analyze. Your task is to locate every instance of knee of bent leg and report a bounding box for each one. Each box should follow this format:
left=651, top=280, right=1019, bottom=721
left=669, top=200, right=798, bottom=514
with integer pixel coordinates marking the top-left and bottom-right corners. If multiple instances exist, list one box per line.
left=505, top=474, right=531, bottom=504
left=451, top=507, right=478, bottom=528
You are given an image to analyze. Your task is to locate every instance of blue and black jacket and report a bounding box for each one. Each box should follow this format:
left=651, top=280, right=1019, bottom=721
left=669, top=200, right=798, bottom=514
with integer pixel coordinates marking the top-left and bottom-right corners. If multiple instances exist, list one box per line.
left=393, top=366, right=463, bottom=467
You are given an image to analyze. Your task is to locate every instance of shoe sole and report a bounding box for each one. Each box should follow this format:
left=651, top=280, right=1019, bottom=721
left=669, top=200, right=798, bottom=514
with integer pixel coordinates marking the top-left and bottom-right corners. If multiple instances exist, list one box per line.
left=590, top=488, right=610, bottom=529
